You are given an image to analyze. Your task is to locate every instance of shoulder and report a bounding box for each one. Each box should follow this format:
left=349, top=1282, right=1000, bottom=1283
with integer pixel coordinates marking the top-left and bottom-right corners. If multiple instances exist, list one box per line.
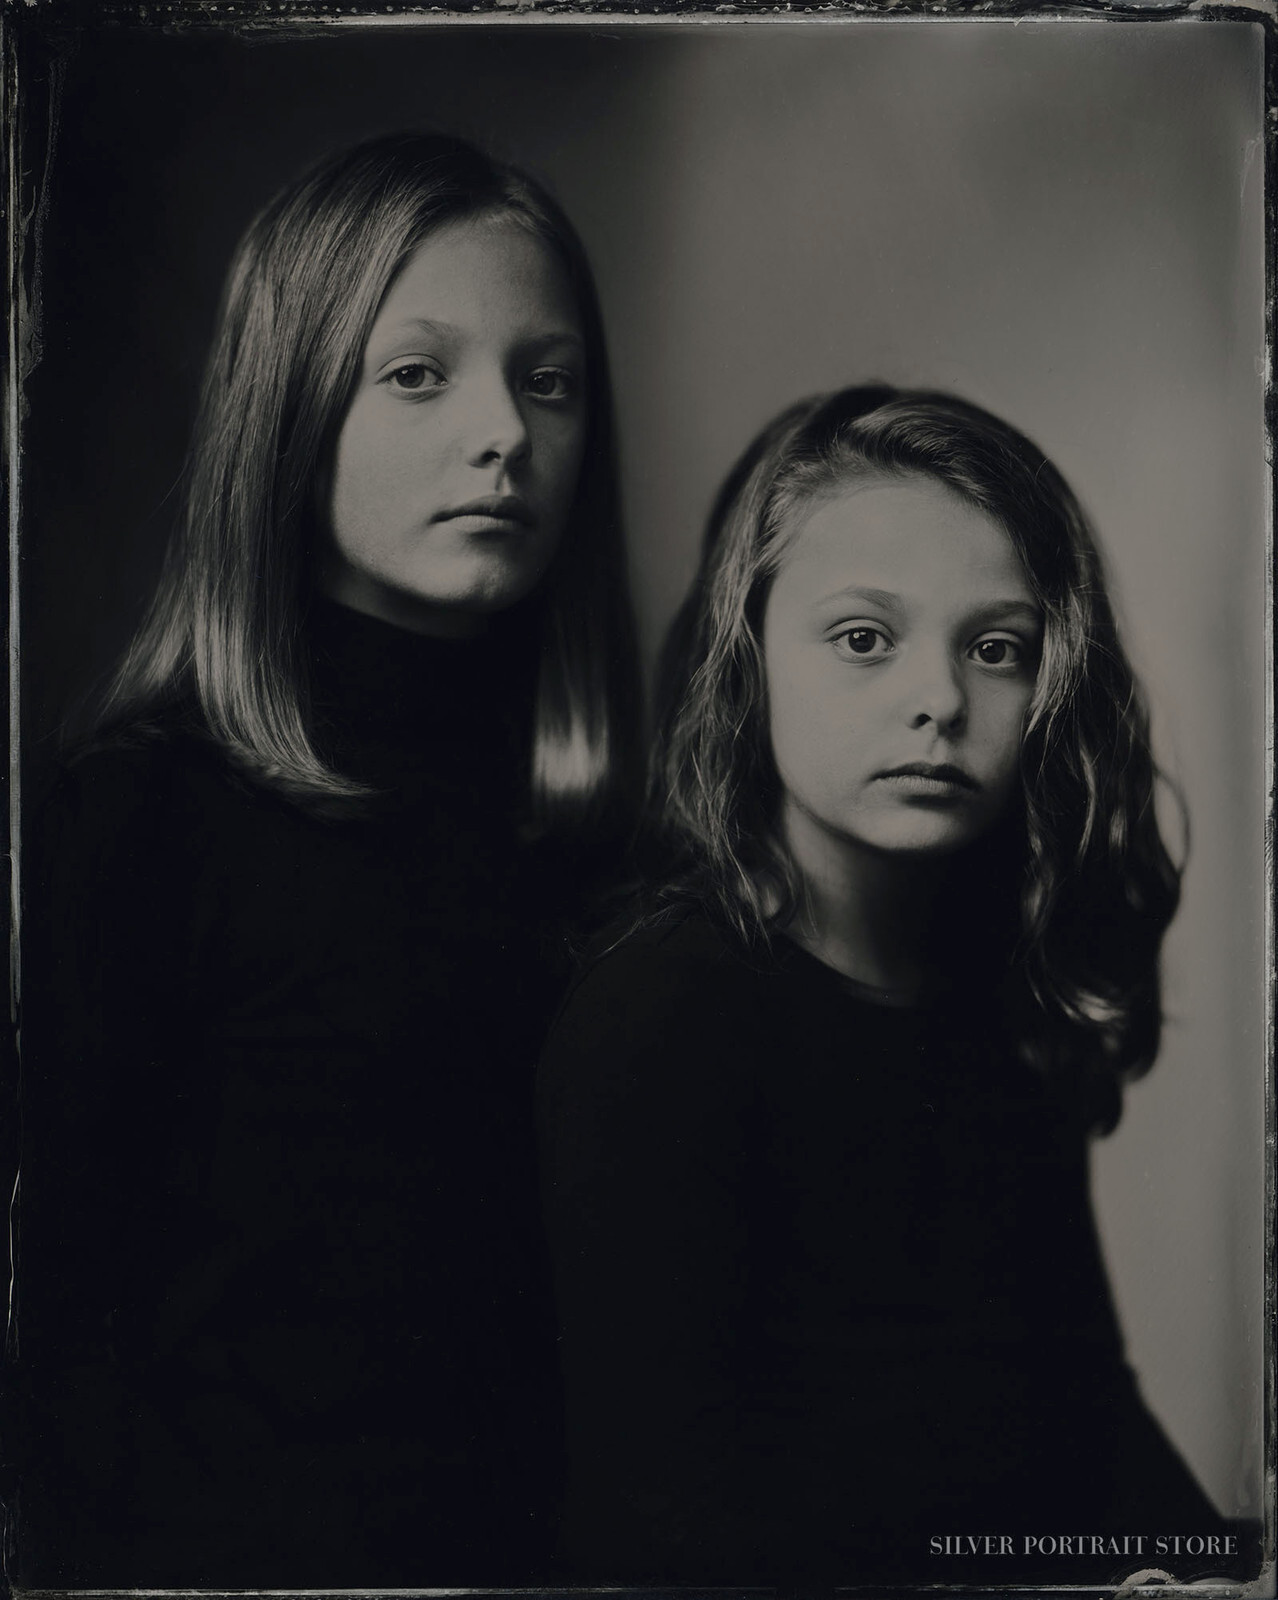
left=43, top=728, right=215, bottom=820
left=31, top=729, right=258, bottom=895
left=540, top=913, right=771, bottom=1114
left=561, top=911, right=764, bottom=1030
left=36, top=737, right=175, bottom=850
left=46, top=731, right=194, bottom=808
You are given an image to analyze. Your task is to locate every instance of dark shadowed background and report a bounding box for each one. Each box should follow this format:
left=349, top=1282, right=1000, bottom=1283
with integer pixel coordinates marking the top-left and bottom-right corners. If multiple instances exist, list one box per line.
left=18, top=16, right=1266, bottom=1522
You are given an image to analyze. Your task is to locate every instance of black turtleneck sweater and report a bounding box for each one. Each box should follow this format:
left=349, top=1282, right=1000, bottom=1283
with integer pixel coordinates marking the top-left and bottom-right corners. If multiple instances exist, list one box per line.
left=17, top=600, right=584, bottom=1587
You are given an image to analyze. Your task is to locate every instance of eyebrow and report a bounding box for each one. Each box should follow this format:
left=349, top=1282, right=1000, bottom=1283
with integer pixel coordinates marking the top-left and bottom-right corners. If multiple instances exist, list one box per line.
left=816, top=586, right=904, bottom=612
left=815, top=587, right=1043, bottom=627
left=374, top=317, right=585, bottom=350
left=380, top=317, right=462, bottom=343
left=967, top=599, right=1043, bottom=628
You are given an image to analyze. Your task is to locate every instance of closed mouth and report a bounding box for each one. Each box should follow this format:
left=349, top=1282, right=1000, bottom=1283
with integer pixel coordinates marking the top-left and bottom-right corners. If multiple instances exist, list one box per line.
left=434, top=496, right=534, bottom=527
left=876, top=762, right=980, bottom=791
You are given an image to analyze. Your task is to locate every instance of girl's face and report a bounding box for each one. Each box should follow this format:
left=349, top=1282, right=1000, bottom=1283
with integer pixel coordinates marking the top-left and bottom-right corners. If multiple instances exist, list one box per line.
left=762, top=473, right=1042, bottom=868
left=322, top=215, right=587, bottom=635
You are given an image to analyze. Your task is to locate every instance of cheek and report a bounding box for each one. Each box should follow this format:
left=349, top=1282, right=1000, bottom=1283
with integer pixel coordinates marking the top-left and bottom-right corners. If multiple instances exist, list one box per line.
left=765, top=647, right=848, bottom=798
left=329, top=408, right=429, bottom=548
left=526, top=424, right=588, bottom=570
left=542, top=417, right=587, bottom=510
left=976, top=687, right=1032, bottom=794
left=328, top=409, right=384, bottom=546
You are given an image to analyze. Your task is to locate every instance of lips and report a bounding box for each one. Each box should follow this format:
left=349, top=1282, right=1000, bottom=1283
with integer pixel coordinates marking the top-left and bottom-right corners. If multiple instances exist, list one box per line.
left=875, top=762, right=980, bottom=792
left=433, top=495, right=535, bottom=527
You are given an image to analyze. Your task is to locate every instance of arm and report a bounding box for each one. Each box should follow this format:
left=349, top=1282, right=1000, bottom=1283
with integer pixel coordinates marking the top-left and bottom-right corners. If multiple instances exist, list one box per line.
left=537, top=921, right=768, bottom=1582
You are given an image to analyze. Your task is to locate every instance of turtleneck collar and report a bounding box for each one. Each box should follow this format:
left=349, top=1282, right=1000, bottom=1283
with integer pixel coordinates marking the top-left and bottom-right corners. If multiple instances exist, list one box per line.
left=304, top=595, right=538, bottom=805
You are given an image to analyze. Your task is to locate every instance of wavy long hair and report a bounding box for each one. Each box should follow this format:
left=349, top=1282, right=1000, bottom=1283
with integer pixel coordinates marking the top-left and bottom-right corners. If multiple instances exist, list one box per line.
left=652, top=385, right=1181, bottom=1119
left=91, top=131, right=639, bottom=832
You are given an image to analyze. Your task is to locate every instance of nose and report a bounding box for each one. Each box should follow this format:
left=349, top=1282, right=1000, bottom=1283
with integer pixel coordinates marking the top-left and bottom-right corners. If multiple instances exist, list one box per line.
left=905, top=647, right=967, bottom=734
left=465, top=371, right=531, bottom=472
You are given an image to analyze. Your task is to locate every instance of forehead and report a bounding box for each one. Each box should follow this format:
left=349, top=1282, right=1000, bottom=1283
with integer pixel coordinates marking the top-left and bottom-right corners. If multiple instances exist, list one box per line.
left=369, top=214, right=582, bottom=342
left=775, top=473, right=1033, bottom=604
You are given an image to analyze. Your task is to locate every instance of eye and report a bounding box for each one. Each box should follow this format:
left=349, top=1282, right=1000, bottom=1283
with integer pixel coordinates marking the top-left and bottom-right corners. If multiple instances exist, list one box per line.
left=831, top=626, right=894, bottom=662
left=969, top=635, right=1024, bottom=669
left=384, top=361, right=445, bottom=392
left=523, top=367, right=578, bottom=402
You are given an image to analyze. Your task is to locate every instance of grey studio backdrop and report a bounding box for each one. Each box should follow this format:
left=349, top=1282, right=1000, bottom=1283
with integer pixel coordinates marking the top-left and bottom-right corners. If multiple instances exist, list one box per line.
left=20, top=19, right=1266, bottom=1524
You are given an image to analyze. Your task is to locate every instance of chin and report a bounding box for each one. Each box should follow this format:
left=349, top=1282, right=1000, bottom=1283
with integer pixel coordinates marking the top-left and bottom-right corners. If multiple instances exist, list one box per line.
left=431, top=552, right=554, bottom=613
left=851, top=818, right=987, bottom=857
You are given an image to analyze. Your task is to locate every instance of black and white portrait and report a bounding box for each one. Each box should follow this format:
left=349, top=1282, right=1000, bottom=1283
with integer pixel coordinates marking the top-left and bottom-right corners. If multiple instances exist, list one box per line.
left=3, top=12, right=1269, bottom=1595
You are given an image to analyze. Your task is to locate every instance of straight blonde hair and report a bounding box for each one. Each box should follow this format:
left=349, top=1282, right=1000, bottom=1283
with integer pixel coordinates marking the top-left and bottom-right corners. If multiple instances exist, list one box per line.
left=94, top=131, right=639, bottom=833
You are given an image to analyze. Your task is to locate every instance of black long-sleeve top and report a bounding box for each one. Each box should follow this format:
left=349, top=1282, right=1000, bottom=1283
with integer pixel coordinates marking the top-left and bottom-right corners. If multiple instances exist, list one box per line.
left=16, top=598, right=586, bottom=1587
left=538, top=912, right=1226, bottom=1588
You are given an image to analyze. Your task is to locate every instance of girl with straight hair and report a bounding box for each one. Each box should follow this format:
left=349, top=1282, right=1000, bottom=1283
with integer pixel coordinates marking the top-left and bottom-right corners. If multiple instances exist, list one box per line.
left=539, top=385, right=1229, bottom=1586
left=20, top=130, right=639, bottom=1586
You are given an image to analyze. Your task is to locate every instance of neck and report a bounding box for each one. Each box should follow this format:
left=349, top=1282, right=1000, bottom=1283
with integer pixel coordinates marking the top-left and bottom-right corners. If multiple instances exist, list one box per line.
left=779, top=800, right=954, bottom=994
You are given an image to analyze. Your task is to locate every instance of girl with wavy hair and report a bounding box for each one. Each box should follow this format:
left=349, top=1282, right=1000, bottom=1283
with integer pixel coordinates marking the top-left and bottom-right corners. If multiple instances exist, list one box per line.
left=20, top=131, right=638, bottom=1585
left=539, top=385, right=1224, bottom=1584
